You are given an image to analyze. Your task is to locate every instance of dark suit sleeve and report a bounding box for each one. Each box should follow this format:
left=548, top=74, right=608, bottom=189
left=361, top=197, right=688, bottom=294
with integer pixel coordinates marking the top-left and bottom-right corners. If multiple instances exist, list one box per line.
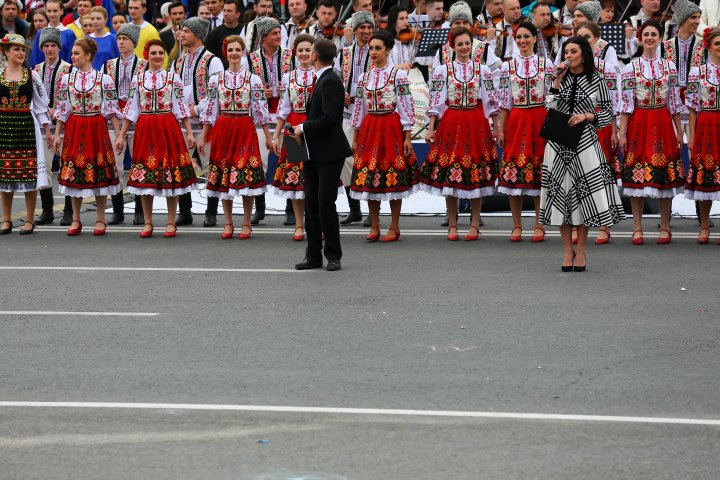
left=303, top=75, right=345, bottom=135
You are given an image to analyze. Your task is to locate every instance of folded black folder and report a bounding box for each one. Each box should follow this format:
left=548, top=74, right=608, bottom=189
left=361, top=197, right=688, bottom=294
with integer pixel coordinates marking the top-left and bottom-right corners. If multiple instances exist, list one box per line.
left=539, top=108, right=585, bottom=150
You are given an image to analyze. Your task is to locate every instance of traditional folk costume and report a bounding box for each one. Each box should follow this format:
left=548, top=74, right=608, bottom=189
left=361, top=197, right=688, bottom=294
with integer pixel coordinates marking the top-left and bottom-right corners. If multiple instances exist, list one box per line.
left=201, top=69, right=271, bottom=199
left=55, top=69, right=122, bottom=197
left=247, top=46, right=294, bottom=123
left=420, top=59, right=498, bottom=198
left=349, top=64, right=418, bottom=201
left=123, top=69, right=197, bottom=197
left=539, top=72, right=624, bottom=227
left=33, top=54, right=71, bottom=172
left=684, top=62, right=720, bottom=201
left=497, top=54, right=553, bottom=196
left=620, top=56, right=685, bottom=197
left=272, top=66, right=313, bottom=199
left=595, top=58, right=623, bottom=180
left=0, top=66, right=51, bottom=192
left=662, top=35, right=706, bottom=111
left=390, top=37, right=416, bottom=68
left=433, top=38, right=501, bottom=71
left=103, top=54, right=149, bottom=110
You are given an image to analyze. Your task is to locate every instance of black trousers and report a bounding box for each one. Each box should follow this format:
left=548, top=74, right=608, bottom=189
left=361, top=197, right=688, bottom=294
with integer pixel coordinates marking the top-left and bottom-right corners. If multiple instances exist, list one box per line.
left=303, top=159, right=343, bottom=262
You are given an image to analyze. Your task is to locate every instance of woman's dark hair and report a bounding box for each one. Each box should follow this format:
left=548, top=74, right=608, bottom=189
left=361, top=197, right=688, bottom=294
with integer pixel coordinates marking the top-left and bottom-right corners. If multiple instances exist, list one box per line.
left=27, top=8, right=50, bottom=40
left=449, top=26, right=471, bottom=47
left=371, top=29, right=395, bottom=50
left=385, top=5, right=409, bottom=35
left=633, top=20, right=663, bottom=58
left=599, top=0, right=617, bottom=22
left=515, top=21, right=538, bottom=38
left=562, top=36, right=595, bottom=80
left=577, top=21, right=601, bottom=39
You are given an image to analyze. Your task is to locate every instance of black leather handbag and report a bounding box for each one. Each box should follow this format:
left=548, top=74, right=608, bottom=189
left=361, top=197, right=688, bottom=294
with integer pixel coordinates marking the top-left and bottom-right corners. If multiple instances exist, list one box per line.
left=539, top=108, right=585, bottom=150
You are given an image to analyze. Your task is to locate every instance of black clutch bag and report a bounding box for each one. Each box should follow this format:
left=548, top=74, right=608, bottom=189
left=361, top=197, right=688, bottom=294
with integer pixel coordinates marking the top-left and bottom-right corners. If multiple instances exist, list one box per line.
left=539, top=108, right=585, bottom=150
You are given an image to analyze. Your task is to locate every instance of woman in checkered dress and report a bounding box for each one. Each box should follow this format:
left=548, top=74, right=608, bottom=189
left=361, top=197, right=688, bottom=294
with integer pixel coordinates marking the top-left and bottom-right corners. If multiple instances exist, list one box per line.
left=540, top=36, right=624, bottom=272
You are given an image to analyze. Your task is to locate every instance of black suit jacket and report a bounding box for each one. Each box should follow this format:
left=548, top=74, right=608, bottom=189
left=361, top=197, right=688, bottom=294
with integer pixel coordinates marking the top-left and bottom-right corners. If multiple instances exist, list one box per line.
left=159, top=27, right=175, bottom=54
left=303, top=68, right=352, bottom=164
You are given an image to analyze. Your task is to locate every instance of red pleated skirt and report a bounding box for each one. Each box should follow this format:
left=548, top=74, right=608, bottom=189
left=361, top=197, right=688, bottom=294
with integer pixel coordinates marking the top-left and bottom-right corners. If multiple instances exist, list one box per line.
left=272, top=111, right=306, bottom=196
left=686, top=110, right=720, bottom=199
left=58, top=114, right=119, bottom=190
left=127, top=112, right=197, bottom=195
left=497, top=106, right=547, bottom=193
left=622, top=107, right=684, bottom=192
left=350, top=112, right=418, bottom=199
left=420, top=107, right=497, bottom=196
left=597, top=124, right=622, bottom=180
left=207, top=114, right=266, bottom=195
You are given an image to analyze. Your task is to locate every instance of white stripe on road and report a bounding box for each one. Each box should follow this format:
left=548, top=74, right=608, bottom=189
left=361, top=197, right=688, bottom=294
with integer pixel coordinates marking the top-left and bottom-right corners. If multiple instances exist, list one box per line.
left=0, top=266, right=300, bottom=273
left=0, top=311, right=159, bottom=317
left=0, top=402, right=718, bottom=426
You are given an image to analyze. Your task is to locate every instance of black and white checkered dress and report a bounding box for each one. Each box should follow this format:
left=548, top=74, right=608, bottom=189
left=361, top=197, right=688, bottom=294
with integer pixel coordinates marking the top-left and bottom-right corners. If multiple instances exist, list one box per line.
left=539, top=72, right=625, bottom=227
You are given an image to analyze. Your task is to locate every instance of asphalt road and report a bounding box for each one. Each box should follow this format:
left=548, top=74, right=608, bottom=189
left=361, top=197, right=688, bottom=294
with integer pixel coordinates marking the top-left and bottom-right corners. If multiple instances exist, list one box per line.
left=1, top=194, right=719, bottom=479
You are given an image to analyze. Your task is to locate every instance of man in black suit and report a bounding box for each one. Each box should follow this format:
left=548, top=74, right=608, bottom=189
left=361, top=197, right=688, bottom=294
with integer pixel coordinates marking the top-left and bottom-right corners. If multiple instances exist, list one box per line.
left=159, top=1, right=186, bottom=52
left=292, top=38, right=352, bottom=272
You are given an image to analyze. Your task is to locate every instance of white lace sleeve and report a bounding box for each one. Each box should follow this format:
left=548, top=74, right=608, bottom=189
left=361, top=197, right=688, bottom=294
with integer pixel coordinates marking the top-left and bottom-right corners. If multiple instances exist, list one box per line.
left=122, top=75, right=140, bottom=123
left=276, top=72, right=291, bottom=121
left=250, top=73, right=271, bottom=127
left=30, top=70, right=51, bottom=125
left=171, top=73, right=191, bottom=120
left=100, top=74, right=122, bottom=119
left=53, top=74, right=71, bottom=123
left=427, top=65, right=448, bottom=119
left=200, top=74, right=219, bottom=125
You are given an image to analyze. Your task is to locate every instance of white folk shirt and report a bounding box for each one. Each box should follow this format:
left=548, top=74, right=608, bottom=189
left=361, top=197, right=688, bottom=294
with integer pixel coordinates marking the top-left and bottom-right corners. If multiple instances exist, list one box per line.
left=121, top=69, right=191, bottom=122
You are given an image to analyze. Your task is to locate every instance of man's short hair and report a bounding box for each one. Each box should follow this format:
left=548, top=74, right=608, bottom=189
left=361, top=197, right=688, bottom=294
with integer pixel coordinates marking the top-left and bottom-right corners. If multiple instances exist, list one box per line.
left=317, top=0, right=337, bottom=10
left=313, top=38, right=336, bottom=64
left=532, top=1, right=551, bottom=12
left=168, top=0, right=185, bottom=13
left=224, top=0, right=240, bottom=12
left=129, top=0, right=147, bottom=7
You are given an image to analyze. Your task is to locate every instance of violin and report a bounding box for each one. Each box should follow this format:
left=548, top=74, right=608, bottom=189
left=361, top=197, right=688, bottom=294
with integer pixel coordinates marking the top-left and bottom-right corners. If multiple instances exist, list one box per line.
left=397, top=27, right=422, bottom=44
left=541, top=23, right=574, bottom=38
left=296, top=17, right=315, bottom=32
left=472, top=21, right=509, bottom=38
left=322, top=23, right=348, bottom=38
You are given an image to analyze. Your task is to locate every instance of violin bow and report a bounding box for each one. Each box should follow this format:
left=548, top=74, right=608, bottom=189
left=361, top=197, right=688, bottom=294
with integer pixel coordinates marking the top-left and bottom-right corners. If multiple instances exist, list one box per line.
left=617, top=0, right=635, bottom=24
left=298, top=5, right=317, bottom=35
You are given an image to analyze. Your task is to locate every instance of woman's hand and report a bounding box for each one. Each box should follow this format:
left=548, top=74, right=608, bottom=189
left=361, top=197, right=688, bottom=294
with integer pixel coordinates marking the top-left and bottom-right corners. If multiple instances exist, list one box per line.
left=567, top=113, right=587, bottom=127
left=186, top=132, right=196, bottom=150
left=403, top=138, right=413, bottom=157
left=114, top=135, right=125, bottom=154
left=51, top=135, right=62, bottom=153
left=425, top=128, right=435, bottom=145
left=197, top=136, right=206, bottom=157
left=397, top=62, right=413, bottom=71
left=272, top=135, right=282, bottom=156
left=611, top=132, right=619, bottom=151
left=618, top=132, right=627, bottom=156
left=496, top=130, right=505, bottom=149
left=265, top=134, right=273, bottom=152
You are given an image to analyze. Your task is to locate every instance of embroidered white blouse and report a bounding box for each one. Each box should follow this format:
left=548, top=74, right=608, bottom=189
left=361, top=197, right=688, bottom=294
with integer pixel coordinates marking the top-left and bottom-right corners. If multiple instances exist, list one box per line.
left=428, top=59, right=498, bottom=119
left=53, top=69, right=122, bottom=122
left=121, top=69, right=191, bottom=123
left=620, top=56, right=682, bottom=115
left=350, top=63, right=415, bottom=131
left=276, top=67, right=315, bottom=119
left=200, top=69, right=271, bottom=127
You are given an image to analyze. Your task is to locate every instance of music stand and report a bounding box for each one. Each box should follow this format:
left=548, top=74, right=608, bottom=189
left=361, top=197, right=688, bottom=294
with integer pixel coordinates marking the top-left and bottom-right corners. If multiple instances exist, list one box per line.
left=600, top=23, right=626, bottom=56
left=416, top=28, right=451, bottom=58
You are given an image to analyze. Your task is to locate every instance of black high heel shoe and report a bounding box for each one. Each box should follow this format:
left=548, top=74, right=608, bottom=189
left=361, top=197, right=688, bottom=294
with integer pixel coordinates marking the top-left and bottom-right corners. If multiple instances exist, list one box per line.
left=561, top=252, right=575, bottom=272
left=573, top=254, right=586, bottom=272
left=0, top=220, right=13, bottom=234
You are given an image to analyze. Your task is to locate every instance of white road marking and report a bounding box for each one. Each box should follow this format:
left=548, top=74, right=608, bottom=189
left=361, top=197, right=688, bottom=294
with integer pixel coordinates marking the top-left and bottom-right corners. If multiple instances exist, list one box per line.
left=0, top=402, right=718, bottom=426
left=0, top=311, right=159, bottom=317
left=27, top=226, right=703, bottom=238
left=0, top=266, right=301, bottom=273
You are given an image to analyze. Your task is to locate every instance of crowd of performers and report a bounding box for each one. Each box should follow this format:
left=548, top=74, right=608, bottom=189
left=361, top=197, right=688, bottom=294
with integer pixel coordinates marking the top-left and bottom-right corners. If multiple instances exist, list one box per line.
left=1, top=0, right=720, bottom=268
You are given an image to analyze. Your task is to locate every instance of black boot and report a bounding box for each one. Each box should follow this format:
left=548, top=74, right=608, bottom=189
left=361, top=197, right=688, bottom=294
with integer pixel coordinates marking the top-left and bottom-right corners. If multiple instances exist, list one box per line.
left=176, top=192, right=193, bottom=226
left=340, top=187, right=362, bottom=225
left=204, top=196, right=219, bottom=227
left=133, top=195, right=144, bottom=225
left=108, top=191, right=125, bottom=225
left=51, top=153, right=60, bottom=172
left=284, top=199, right=295, bottom=225
left=60, top=196, right=72, bottom=226
left=251, top=193, right=265, bottom=225
left=35, top=188, right=55, bottom=225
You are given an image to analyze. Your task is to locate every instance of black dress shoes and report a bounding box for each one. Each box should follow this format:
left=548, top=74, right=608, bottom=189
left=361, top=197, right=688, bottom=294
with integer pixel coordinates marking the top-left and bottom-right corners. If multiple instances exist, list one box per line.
left=35, top=209, right=54, bottom=225
left=108, top=212, right=125, bottom=225
left=340, top=208, right=362, bottom=225
left=133, top=211, right=144, bottom=225
left=204, top=213, right=217, bottom=227
left=326, top=259, right=341, bottom=271
left=176, top=211, right=193, bottom=226
left=295, top=257, right=323, bottom=270
left=60, top=211, right=72, bottom=226
left=362, top=215, right=372, bottom=227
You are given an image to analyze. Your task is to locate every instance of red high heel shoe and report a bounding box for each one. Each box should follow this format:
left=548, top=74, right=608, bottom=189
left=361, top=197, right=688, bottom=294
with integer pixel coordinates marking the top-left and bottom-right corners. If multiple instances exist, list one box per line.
left=366, top=226, right=380, bottom=242
left=93, top=220, right=107, bottom=236
left=631, top=229, right=644, bottom=245
left=464, top=225, right=480, bottom=241
left=697, top=227, right=710, bottom=244
left=139, top=223, right=154, bottom=238
left=447, top=225, right=459, bottom=241
left=509, top=226, right=522, bottom=242
left=238, top=223, right=252, bottom=239
left=67, top=220, right=82, bottom=236
left=657, top=228, right=672, bottom=245
left=163, top=223, right=177, bottom=238
left=221, top=224, right=234, bottom=239
left=381, top=227, right=400, bottom=243
left=531, top=226, right=545, bottom=243
left=292, top=226, right=305, bottom=241
left=595, top=227, right=611, bottom=245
